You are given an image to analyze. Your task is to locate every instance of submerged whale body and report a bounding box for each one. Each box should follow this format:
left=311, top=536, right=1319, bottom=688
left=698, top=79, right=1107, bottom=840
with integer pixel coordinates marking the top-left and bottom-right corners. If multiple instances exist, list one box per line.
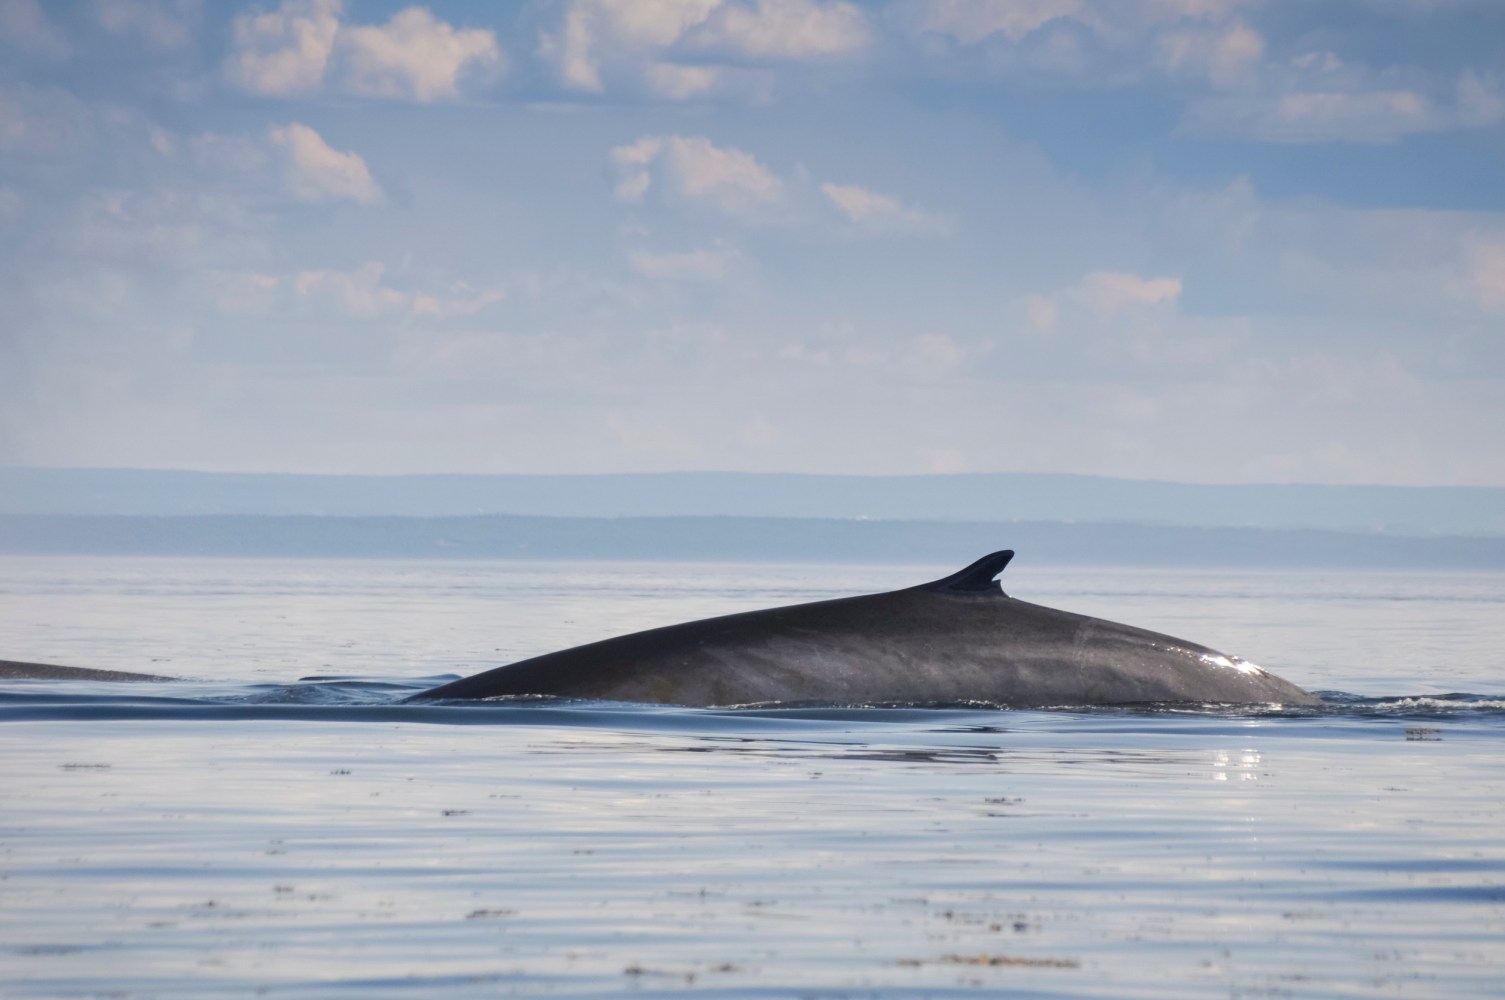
left=415, top=551, right=1321, bottom=708
left=0, top=659, right=174, bottom=682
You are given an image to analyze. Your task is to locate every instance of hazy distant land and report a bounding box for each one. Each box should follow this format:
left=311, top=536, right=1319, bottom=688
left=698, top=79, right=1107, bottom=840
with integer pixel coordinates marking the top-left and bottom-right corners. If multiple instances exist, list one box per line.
left=4, top=467, right=1503, bottom=535
left=2, top=513, right=1502, bottom=569
left=3, top=468, right=1502, bottom=568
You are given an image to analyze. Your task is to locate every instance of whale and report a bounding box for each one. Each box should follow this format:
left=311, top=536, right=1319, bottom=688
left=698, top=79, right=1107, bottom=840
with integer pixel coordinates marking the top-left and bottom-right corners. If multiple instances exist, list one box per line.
left=414, top=551, right=1321, bottom=708
left=0, top=659, right=175, bottom=682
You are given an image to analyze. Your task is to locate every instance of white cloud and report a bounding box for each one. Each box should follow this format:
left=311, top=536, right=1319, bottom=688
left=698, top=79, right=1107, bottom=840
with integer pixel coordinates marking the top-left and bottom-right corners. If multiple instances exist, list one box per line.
left=905, top=0, right=1281, bottom=97
left=642, top=61, right=723, bottom=99
left=609, top=137, right=660, bottom=200
left=902, top=0, right=1499, bottom=150
left=542, top=0, right=723, bottom=93
left=219, top=265, right=503, bottom=320
left=1183, top=56, right=1504, bottom=144
left=819, top=181, right=895, bottom=220
left=663, top=136, right=783, bottom=210
left=613, top=145, right=953, bottom=235
left=95, top=0, right=195, bottom=49
left=227, top=0, right=340, bottom=97
left=1457, top=71, right=1505, bottom=128
left=910, top=0, right=1251, bottom=46
left=1076, top=271, right=1182, bottom=314
left=913, top=0, right=1085, bottom=45
left=210, top=270, right=282, bottom=313
left=609, top=134, right=783, bottom=215
left=1157, top=21, right=1263, bottom=88
left=914, top=331, right=964, bottom=366
left=1013, top=270, right=1188, bottom=355
left=338, top=7, right=502, bottom=102
left=1291, top=50, right=1343, bottom=74
left=294, top=262, right=407, bottom=317
left=0, top=0, right=70, bottom=59
left=1023, top=294, right=1060, bottom=334
left=267, top=122, right=382, bottom=204
left=412, top=283, right=506, bottom=320
left=689, top=0, right=870, bottom=59
left=628, top=244, right=736, bottom=281
left=1185, top=87, right=1452, bottom=143
left=775, top=321, right=985, bottom=378
left=1286, top=89, right=1429, bottom=134
left=1465, top=239, right=1505, bottom=312
left=227, top=0, right=501, bottom=102
left=549, top=3, right=604, bottom=92
left=1161, top=175, right=1505, bottom=327
left=606, top=1, right=722, bottom=48
left=541, top=0, right=867, bottom=98
left=819, top=181, right=951, bottom=235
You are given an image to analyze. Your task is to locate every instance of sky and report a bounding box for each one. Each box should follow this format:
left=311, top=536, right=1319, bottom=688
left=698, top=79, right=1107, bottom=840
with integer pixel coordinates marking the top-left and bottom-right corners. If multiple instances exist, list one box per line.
left=0, top=0, right=1501, bottom=485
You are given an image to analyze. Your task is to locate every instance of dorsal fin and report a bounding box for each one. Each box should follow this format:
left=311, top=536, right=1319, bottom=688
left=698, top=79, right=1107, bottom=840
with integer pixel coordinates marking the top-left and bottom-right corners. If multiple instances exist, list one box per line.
left=921, top=550, right=1014, bottom=596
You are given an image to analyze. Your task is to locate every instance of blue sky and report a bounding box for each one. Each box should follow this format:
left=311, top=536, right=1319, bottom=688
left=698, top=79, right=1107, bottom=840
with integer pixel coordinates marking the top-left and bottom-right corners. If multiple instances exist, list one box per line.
left=1, top=0, right=1501, bottom=483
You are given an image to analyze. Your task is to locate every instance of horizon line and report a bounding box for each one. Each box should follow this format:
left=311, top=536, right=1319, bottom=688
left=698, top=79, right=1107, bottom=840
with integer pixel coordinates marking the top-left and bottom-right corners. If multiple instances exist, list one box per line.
left=5, top=465, right=1503, bottom=492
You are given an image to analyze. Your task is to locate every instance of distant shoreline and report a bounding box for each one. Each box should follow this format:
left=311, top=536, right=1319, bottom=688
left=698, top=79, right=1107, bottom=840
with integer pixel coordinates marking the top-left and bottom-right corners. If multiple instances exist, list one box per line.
left=4, top=467, right=1503, bottom=537
left=3, top=514, right=1502, bottom=569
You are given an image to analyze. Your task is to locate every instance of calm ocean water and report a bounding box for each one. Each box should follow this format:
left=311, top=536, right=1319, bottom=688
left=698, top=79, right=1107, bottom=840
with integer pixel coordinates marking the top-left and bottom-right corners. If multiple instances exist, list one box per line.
left=2, top=556, right=1503, bottom=998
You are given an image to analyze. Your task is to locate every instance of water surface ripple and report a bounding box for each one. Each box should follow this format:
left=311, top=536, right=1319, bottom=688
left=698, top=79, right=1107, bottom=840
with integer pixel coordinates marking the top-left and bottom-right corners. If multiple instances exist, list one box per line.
left=3, top=558, right=1503, bottom=998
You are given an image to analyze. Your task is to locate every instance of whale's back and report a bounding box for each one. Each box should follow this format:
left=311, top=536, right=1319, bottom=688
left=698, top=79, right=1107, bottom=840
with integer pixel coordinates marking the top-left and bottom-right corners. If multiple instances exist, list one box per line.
left=415, top=571, right=1320, bottom=707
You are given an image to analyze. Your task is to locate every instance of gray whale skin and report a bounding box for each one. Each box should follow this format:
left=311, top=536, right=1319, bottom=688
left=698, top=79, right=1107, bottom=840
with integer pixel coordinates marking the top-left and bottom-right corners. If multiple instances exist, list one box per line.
left=0, top=659, right=173, bottom=682
left=415, top=551, right=1320, bottom=708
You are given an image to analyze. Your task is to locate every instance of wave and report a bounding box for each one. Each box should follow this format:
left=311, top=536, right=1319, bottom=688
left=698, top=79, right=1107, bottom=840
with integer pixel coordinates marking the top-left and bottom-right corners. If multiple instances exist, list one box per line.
left=2, top=676, right=1503, bottom=728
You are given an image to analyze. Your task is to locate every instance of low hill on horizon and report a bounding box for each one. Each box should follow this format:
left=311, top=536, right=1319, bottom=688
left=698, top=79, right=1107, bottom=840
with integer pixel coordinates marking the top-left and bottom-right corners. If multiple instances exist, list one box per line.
left=3, top=514, right=1502, bottom=569
left=3, top=467, right=1503, bottom=537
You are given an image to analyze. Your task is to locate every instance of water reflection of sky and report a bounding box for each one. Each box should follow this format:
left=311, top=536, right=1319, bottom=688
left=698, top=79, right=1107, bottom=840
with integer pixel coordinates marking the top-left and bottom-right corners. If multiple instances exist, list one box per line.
left=6, top=709, right=1503, bottom=997
left=3, top=558, right=1504, bottom=997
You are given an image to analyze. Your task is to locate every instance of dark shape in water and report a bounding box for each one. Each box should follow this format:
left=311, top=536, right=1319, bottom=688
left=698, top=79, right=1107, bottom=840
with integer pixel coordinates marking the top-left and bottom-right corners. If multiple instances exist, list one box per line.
left=0, top=659, right=174, bottom=682
left=414, top=551, right=1321, bottom=707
